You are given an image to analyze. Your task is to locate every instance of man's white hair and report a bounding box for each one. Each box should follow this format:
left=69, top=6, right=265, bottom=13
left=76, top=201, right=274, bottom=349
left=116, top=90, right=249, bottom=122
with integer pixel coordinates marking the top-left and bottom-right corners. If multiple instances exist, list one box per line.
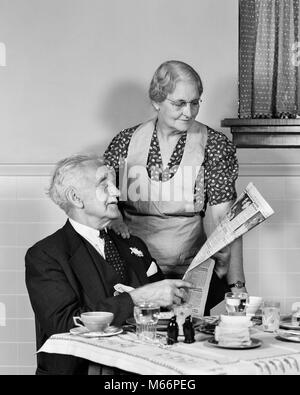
left=48, top=154, right=105, bottom=213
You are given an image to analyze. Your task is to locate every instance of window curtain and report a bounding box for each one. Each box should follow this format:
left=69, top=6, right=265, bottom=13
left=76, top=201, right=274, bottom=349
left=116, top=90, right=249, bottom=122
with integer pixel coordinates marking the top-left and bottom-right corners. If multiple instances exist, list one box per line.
left=239, top=0, right=300, bottom=118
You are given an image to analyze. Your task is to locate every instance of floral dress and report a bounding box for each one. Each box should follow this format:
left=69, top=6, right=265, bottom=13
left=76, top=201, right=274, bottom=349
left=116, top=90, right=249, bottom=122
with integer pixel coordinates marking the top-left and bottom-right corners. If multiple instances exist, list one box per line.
left=104, top=124, right=238, bottom=214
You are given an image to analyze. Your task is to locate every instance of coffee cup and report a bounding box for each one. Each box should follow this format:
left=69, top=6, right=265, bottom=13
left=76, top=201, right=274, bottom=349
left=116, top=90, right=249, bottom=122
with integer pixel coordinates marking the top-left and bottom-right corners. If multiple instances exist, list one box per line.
left=73, top=311, right=114, bottom=332
left=245, top=296, right=263, bottom=315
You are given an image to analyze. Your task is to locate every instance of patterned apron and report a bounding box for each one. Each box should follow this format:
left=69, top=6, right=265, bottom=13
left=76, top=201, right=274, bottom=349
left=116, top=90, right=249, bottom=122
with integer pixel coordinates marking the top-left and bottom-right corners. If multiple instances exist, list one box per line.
left=119, top=119, right=207, bottom=277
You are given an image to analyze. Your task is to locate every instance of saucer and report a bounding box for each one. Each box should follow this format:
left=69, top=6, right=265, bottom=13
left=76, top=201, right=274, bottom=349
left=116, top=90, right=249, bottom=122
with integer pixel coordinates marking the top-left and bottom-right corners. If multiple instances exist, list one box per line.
left=207, top=337, right=262, bottom=350
left=70, top=325, right=123, bottom=338
left=275, top=329, right=300, bottom=343
left=279, top=318, right=300, bottom=330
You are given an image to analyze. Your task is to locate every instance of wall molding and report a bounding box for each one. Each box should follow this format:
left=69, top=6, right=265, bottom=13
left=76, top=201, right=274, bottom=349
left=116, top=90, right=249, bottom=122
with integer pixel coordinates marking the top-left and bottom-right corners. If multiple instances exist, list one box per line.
left=239, top=164, right=300, bottom=177
left=221, top=119, right=300, bottom=148
left=1, top=163, right=300, bottom=177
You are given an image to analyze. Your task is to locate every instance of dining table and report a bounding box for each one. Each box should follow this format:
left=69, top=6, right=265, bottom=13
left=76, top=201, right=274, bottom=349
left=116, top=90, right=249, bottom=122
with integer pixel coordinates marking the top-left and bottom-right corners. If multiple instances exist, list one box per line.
left=38, top=325, right=300, bottom=375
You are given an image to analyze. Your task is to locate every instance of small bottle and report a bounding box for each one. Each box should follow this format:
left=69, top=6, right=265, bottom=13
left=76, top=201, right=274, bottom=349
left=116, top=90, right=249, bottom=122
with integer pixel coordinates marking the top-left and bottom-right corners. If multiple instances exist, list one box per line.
left=292, top=307, right=300, bottom=324
left=167, top=316, right=179, bottom=345
left=183, top=315, right=195, bottom=344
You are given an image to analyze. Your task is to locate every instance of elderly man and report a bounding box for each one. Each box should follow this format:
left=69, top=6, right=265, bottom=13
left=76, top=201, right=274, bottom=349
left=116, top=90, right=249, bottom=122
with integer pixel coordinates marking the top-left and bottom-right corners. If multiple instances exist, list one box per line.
left=25, top=154, right=192, bottom=375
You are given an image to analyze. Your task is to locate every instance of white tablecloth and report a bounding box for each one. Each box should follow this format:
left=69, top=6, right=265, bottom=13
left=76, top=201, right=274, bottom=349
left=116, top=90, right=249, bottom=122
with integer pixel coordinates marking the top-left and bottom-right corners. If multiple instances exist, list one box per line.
left=38, top=328, right=300, bottom=375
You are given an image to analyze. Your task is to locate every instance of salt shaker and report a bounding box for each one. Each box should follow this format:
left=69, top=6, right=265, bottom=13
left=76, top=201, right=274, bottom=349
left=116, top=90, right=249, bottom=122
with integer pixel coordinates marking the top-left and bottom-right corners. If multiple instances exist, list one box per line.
left=183, top=315, right=195, bottom=343
left=167, top=316, right=179, bottom=345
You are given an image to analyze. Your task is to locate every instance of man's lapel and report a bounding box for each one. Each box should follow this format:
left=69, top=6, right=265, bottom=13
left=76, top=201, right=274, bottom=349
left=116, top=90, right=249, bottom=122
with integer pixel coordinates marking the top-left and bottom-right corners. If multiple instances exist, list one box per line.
left=83, top=240, right=120, bottom=294
left=63, top=221, right=109, bottom=304
left=109, top=231, right=149, bottom=287
left=63, top=221, right=149, bottom=300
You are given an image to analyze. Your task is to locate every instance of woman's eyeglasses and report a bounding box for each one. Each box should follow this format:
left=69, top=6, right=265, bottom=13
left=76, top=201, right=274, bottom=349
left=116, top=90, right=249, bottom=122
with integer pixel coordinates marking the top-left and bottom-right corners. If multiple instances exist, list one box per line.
left=166, top=98, right=202, bottom=111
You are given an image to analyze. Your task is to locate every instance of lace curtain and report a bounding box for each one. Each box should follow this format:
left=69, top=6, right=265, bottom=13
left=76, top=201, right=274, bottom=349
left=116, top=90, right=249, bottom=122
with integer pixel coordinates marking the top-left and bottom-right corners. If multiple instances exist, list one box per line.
left=239, top=0, right=300, bottom=118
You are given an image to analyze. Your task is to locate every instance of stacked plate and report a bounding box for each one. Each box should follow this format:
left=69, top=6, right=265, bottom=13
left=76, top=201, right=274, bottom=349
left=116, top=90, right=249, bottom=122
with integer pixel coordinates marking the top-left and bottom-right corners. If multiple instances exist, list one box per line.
left=275, top=329, right=300, bottom=343
left=280, top=315, right=300, bottom=330
left=276, top=316, right=300, bottom=342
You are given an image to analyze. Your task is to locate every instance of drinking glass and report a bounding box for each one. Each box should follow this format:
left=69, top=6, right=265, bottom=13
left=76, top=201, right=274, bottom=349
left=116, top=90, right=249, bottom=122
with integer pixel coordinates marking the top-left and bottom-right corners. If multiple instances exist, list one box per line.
left=262, top=300, right=280, bottom=332
left=225, top=292, right=249, bottom=315
left=133, top=302, right=160, bottom=342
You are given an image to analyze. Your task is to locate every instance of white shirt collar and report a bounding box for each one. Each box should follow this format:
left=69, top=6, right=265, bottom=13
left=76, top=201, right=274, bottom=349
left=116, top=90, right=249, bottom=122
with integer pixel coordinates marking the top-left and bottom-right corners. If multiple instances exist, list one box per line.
left=69, top=219, right=107, bottom=259
left=69, top=217, right=100, bottom=237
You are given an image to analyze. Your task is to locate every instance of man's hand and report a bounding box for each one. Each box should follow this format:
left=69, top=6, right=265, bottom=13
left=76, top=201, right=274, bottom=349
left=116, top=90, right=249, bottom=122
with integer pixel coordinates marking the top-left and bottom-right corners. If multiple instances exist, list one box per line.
left=212, top=245, right=231, bottom=279
left=130, top=279, right=193, bottom=308
left=107, top=217, right=130, bottom=239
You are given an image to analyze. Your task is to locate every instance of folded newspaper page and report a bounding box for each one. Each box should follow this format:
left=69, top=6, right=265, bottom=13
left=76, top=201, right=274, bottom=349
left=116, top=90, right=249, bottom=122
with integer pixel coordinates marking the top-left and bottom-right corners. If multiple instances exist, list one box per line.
left=183, top=182, right=274, bottom=318
left=183, top=258, right=215, bottom=318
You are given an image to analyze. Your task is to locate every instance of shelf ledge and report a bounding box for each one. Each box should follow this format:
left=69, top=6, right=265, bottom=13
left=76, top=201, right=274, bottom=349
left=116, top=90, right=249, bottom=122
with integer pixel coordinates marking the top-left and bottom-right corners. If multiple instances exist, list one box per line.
left=221, top=118, right=300, bottom=148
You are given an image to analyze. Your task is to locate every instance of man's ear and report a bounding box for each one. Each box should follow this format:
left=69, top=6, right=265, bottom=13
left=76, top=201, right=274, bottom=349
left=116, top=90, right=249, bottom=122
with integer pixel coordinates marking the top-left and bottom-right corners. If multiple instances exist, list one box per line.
left=65, top=187, right=83, bottom=208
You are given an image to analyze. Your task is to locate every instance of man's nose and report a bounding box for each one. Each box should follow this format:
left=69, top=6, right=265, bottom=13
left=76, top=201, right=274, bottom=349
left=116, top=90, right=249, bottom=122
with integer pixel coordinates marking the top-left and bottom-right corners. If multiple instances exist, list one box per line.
left=107, top=182, right=120, bottom=197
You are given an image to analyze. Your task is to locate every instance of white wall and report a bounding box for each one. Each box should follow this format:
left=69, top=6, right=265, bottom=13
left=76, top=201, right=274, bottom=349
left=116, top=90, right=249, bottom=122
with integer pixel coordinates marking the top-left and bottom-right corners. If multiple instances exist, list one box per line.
left=0, top=0, right=239, bottom=374
left=0, top=0, right=299, bottom=375
left=0, top=0, right=238, bottom=163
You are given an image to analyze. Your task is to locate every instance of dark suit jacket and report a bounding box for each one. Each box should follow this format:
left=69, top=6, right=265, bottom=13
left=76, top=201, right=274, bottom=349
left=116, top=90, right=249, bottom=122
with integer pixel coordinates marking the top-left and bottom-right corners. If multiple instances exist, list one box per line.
left=25, top=220, right=163, bottom=375
left=25, top=220, right=229, bottom=375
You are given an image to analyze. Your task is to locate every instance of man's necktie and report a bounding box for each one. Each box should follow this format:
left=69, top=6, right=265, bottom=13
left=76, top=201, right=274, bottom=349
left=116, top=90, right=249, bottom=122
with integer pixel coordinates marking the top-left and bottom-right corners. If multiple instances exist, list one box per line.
left=99, top=229, right=128, bottom=283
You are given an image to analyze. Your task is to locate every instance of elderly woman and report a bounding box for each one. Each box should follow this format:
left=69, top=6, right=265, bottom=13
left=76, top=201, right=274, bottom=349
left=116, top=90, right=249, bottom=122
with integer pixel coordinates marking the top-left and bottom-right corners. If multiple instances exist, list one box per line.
left=104, top=60, right=245, bottom=301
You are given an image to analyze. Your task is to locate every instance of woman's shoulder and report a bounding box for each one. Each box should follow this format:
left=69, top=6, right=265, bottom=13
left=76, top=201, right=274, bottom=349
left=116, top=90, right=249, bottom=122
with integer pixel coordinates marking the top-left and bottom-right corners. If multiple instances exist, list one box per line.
left=104, top=124, right=140, bottom=156
left=116, top=124, right=141, bottom=139
left=104, top=124, right=143, bottom=168
left=205, top=125, right=236, bottom=153
left=206, top=125, right=232, bottom=142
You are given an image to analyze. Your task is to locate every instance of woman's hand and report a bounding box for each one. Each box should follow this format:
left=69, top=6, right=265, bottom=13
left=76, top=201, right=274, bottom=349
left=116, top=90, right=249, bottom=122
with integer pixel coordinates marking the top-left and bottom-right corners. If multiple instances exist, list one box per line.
left=107, top=217, right=131, bottom=239
left=212, top=245, right=231, bottom=279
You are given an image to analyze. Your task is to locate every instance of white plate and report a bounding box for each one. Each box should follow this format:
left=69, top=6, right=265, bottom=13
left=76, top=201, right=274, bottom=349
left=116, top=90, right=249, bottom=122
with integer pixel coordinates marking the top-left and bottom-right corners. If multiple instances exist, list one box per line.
left=275, top=329, right=300, bottom=343
left=280, top=320, right=300, bottom=330
left=207, top=337, right=262, bottom=350
left=70, top=326, right=123, bottom=338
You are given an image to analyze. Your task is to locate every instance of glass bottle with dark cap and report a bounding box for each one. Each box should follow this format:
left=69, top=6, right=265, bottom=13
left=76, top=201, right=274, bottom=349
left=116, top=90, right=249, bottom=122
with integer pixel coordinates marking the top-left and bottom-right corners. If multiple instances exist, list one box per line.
left=183, top=315, right=195, bottom=343
left=167, top=316, right=179, bottom=345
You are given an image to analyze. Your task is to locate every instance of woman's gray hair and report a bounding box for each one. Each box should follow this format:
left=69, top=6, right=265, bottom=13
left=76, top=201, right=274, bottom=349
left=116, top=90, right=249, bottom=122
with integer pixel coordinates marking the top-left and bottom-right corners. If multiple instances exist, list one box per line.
left=48, top=154, right=105, bottom=213
left=149, top=60, right=203, bottom=103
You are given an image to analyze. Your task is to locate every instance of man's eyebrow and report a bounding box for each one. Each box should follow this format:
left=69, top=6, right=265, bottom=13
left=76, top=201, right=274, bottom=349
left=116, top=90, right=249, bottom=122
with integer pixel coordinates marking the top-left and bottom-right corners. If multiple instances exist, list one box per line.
left=97, top=174, right=108, bottom=184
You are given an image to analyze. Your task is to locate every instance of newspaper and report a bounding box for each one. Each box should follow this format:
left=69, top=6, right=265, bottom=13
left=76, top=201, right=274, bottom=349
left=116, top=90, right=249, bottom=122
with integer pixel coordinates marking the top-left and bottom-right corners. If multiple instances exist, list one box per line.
left=183, top=182, right=274, bottom=318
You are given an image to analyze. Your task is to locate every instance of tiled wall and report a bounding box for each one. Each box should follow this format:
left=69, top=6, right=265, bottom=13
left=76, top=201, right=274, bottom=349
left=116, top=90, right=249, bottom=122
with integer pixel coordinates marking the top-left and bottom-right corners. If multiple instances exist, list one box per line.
left=236, top=174, right=300, bottom=314
left=0, top=169, right=64, bottom=375
left=0, top=164, right=299, bottom=374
